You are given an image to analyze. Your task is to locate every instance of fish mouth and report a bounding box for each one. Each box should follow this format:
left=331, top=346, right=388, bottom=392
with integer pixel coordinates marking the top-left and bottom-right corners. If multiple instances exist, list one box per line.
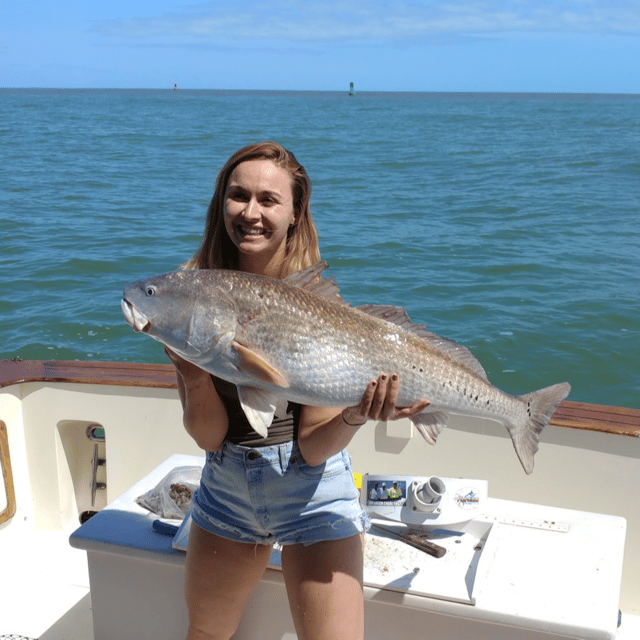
left=121, top=299, right=151, bottom=333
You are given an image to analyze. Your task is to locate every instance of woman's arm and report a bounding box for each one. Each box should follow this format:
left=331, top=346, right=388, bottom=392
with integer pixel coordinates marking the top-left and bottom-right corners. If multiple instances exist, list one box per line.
left=165, top=348, right=229, bottom=451
left=297, top=373, right=430, bottom=467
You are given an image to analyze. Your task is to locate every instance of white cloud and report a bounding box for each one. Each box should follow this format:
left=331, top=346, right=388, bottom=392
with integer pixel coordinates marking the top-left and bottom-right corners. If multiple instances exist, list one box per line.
left=91, top=1, right=640, bottom=42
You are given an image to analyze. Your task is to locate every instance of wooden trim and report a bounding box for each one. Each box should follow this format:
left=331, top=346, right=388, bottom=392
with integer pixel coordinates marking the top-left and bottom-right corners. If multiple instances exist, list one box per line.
left=0, top=421, right=17, bottom=525
left=1, top=359, right=639, bottom=438
left=550, top=400, right=640, bottom=437
left=0, top=358, right=177, bottom=390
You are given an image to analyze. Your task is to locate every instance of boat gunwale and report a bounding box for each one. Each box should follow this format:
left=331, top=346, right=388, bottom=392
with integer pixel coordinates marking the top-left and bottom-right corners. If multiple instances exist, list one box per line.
left=1, top=359, right=639, bottom=438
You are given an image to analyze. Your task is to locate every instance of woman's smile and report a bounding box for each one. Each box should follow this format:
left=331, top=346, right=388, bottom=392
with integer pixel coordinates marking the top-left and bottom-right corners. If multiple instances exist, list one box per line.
left=237, top=225, right=266, bottom=236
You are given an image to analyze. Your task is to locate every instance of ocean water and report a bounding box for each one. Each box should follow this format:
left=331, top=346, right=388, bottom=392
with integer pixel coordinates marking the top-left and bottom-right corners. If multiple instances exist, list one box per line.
left=1, top=89, right=639, bottom=409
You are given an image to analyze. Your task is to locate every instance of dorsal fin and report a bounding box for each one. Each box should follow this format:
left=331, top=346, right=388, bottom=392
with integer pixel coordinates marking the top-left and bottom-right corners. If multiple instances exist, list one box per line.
left=284, top=262, right=345, bottom=303
left=422, top=334, right=489, bottom=380
left=356, top=304, right=415, bottom=329
left=357, top=303, right=488, bottom=380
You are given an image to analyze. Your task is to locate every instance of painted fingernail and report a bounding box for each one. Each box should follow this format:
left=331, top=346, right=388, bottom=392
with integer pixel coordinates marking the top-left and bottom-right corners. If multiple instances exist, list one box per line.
left=391, top=374, right=398, bottom=381
left=380, top=374, right=387, bottom=381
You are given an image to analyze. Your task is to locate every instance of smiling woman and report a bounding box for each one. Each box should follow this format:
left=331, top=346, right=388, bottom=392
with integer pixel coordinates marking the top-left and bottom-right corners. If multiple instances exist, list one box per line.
left=155, top=140, right=430, bottom=640
left=184, top=141, right=320, bottom=278
left=223, top=159, right=296, bottom=277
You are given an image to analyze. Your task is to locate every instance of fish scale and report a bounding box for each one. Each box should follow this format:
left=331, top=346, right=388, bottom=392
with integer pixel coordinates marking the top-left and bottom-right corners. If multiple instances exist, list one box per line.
left=122, top=262, right=570, bottom=474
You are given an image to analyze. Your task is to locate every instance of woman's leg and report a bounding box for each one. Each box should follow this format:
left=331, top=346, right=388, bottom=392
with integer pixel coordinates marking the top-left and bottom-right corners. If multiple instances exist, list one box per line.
left=281, top=534, right=364, bottom=640
left=184, top=522, right=273, bottom=640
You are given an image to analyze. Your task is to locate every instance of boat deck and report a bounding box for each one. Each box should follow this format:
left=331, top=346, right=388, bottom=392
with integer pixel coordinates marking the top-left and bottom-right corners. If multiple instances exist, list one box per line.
left=1, top=524, right=91, bottom=639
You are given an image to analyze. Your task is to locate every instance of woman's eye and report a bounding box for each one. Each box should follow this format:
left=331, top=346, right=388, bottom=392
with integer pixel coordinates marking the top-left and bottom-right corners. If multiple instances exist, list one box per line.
left=228, top=189, right=248, bottom=201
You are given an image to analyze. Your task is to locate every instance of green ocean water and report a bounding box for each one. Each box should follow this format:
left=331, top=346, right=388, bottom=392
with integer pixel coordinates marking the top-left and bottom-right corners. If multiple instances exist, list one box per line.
left=1, top=89, right=638, bottom=408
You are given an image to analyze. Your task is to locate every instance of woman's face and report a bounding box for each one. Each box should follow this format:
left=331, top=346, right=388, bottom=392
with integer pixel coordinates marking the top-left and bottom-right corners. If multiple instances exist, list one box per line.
left=224, top=159, right=296, bottom=272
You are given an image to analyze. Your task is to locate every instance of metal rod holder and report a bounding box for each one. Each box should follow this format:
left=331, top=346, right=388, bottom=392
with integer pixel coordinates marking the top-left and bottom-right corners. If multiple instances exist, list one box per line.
left=90, top=443, right=106, bottom=507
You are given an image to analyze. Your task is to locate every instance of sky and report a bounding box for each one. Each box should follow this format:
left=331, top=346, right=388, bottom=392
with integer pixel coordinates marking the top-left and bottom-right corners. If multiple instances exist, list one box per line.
left=2, top=1, right=640, bottom=93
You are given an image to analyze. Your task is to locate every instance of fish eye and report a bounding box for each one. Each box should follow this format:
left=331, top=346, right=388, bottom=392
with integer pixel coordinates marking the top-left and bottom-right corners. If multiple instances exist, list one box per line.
left=145, top=285, right=156, bottom=296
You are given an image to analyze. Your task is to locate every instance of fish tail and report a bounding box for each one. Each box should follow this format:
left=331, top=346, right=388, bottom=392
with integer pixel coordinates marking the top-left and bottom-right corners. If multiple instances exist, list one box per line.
left=509, top=382, right=571, bottom=475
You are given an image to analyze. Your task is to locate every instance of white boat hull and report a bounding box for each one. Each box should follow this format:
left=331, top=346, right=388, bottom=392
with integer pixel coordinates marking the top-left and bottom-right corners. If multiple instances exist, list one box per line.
left=1, top=361, right=639, bottom=638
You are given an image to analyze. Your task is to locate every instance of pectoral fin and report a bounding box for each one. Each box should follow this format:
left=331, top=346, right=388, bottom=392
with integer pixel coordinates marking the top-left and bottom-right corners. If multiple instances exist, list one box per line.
left=231, top=341, right=289, bottom=388
left=237, top=386, right=279, bottom=438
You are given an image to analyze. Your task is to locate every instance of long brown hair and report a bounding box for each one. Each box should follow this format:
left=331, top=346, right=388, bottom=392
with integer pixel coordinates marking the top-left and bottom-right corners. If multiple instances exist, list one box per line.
left=185, top=141, right=320, bottom=278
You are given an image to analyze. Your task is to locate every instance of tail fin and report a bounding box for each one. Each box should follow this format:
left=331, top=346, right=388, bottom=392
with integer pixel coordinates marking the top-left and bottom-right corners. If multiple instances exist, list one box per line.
left=510, top=382, right=571, bottom=475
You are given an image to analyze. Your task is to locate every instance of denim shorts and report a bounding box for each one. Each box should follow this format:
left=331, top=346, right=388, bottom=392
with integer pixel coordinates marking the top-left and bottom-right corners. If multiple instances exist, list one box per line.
left=191, top=440, right=370, bottom=546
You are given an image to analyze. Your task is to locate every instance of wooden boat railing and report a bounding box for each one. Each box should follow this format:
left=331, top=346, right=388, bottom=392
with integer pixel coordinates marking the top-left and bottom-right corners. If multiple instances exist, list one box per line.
left=1, top=359, right=639, bottom=438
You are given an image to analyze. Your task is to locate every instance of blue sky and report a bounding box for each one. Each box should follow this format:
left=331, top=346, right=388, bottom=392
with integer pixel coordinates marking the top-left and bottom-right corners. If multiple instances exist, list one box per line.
left=2, top=1, right=640, bottom=92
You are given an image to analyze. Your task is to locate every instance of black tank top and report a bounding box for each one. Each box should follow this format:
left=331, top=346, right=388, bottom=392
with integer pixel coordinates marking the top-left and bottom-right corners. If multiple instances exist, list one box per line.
left=211, top=375, right=300, bottom=447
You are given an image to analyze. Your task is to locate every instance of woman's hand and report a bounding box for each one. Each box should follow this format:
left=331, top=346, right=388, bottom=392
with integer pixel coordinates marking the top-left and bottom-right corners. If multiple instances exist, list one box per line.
left=341, top=373, right=430, bottom=426
left=298, top=373, right=430, bottom=466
